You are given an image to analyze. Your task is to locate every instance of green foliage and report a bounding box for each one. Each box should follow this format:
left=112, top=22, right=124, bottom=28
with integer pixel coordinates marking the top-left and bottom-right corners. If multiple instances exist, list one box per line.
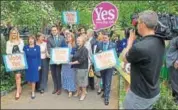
left=0, top=64, right=16, bottom=91
left=52, top=1, right=178, bottom=30
left=1, top=1, right=178, bottom=32
left=114, top=1, right=178, bottom=29
left=153, top=84, right=178, bottom=109
left=0, top=35, right=15, bottom=91
left=1, top=1, right=59, bottom=34
left=79, top=10, right=92, bottom=28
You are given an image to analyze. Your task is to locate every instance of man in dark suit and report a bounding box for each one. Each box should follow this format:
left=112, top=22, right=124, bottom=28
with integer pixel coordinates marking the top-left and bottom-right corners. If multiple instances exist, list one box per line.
left=96, top=30, right=116, bottom=105
left=47, top=26, right=66, bottom=95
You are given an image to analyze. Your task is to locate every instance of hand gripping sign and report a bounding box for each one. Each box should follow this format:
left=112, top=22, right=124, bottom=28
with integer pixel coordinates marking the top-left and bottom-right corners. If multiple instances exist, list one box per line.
left=92, top=49, right=119, bottom=72
left=2, top=53, right=28, bottom=72
left=92, top=1, right=119, bottom=31
left=50, top=47, right=70, bottom=65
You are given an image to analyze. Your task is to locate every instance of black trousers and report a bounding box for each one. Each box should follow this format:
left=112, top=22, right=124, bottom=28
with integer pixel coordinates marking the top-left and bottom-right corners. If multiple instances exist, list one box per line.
left=169, top=67, right=178, bottom=101
left=50, top=64, right=62, bottom=91
left=88, top=77, right=95, bottom=89
left=88, top=65, right=95, bottom=89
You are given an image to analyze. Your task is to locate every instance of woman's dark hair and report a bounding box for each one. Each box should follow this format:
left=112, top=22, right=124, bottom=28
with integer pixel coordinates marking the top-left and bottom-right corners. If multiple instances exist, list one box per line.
left=28, top=35, right=36, bottom=45
left=94, top=31, right=98, bottom=38
left=78, top=27, right=85, bottom=32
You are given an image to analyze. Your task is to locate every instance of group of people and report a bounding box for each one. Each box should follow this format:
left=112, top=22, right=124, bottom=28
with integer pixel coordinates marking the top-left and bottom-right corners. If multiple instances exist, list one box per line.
left=5, top=9, right=178, bottom=109
left=5, top=24, right=117, bottom=106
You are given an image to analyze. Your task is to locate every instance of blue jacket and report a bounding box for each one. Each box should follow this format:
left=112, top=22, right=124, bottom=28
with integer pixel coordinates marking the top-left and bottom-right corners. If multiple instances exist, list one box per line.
left=117, top=38, right=127, bottom=54
left=62, top=42, right=77, bottom=55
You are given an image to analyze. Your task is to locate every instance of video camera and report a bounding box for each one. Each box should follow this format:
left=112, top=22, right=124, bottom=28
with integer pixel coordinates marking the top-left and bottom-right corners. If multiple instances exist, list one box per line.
left=125, top=13, right=178, bottom=40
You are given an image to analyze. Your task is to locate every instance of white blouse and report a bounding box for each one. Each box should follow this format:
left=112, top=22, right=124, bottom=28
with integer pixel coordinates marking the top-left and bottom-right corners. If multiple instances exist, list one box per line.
left=85, top=39, right=93, bottom=68
left=37, top=42, right=48, bottom=59
left=6, top=39, right=24, bottom=54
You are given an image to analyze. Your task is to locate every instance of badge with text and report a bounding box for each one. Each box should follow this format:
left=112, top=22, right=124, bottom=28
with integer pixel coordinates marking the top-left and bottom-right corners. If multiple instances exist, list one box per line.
left=92, top=49, right=119, bottom=72
left=2, top=53, right=28, bottom=72
left=92, top=1, right=118, bottom=31
left=50, top=48, right=70, bottom=64
left=62, top=11, right=79, bottom=24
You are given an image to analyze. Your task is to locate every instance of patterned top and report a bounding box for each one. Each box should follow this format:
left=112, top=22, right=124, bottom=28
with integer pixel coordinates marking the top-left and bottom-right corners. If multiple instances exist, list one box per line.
left=6, top=39, right=24, bottom=54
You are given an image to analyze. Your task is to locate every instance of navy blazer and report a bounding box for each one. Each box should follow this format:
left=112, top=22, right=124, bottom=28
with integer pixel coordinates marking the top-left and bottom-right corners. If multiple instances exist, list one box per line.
left=47, top=34, right=66, bottom=54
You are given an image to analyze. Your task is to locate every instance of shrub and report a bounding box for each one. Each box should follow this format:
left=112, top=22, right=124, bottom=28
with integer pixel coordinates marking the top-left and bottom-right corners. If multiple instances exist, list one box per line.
left=153, top=83, right=178, bottom=109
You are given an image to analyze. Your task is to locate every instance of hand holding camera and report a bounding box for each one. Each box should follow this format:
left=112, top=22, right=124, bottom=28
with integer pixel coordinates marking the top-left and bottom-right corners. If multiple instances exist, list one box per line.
left=128, top=29, right=137, bottom=46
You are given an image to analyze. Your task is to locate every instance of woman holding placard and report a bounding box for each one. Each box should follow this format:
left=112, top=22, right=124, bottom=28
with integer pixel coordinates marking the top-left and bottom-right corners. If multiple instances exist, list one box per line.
left=70, top=36, right=88, bottom=101
left=61, top=32, right=77, bottom=98
left=6, top=28, right=24, bottom=100
left=36, top=33, right=49, bottom=94
left=23, top=35, right=41, bottom=99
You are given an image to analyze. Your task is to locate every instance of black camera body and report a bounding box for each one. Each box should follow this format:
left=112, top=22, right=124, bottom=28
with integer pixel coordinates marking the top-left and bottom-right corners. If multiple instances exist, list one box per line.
left=124, top=14, right=141, bottom=39
left=125, top=13, right=178, bottom=40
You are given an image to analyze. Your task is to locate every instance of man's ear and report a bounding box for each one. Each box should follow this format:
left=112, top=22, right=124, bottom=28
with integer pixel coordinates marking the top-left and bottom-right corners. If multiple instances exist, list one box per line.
left=142, top=22, right=148, bottom=29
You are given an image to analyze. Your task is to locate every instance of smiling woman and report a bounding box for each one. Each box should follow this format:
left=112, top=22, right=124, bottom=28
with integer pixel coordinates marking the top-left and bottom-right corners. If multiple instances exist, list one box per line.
left=70, top=36, right=88, bottom=101
left=6, top=28, right=24, bottom=100
left=23, top=35, right=41, bottom=99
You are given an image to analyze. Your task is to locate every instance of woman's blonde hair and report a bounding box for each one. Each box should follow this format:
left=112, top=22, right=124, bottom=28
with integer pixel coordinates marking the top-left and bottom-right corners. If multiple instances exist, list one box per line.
left=9, top=28, right=20, bottom=42
left=66, top=32, right=76, bottom=47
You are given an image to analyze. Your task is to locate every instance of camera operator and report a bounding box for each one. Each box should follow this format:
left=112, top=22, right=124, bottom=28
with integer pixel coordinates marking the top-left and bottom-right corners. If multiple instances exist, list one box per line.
left=122, top=10, right=165, bottom=109
left=166, top=37, right=178, bottom=104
